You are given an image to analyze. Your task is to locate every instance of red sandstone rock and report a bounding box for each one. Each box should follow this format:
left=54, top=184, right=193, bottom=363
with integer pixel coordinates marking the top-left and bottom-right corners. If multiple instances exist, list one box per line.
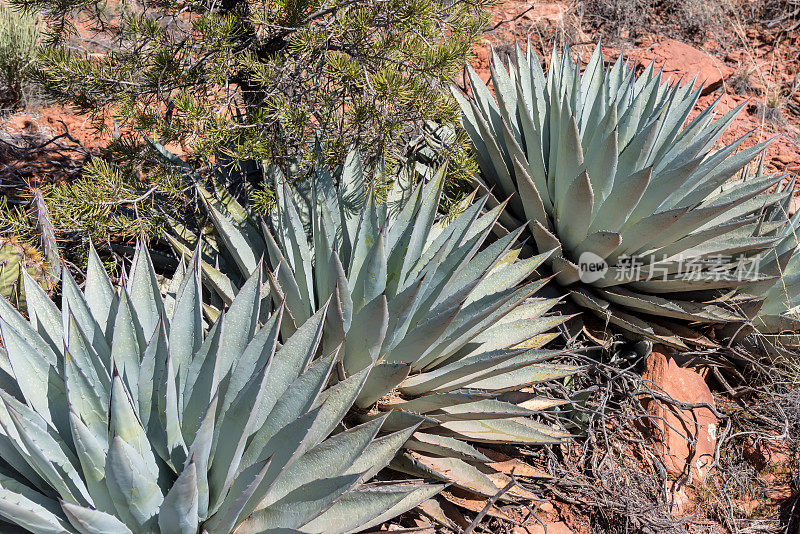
left=641, top=350, right=718, bottom=482
left=514, top=521, right=573, bottom=534
left=743, top=436, right=793, bottom=471
left=790, top=195, right=800, bottom=216
left=632, top=39, right=734, bottom=95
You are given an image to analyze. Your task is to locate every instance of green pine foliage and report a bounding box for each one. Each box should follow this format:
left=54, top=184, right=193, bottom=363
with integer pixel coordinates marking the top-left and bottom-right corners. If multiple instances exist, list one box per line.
left=0, top=156, right=189, bottom=274
left=43, top=158, right=187, bottom=242
left=15, top=0, right=490, bottom=183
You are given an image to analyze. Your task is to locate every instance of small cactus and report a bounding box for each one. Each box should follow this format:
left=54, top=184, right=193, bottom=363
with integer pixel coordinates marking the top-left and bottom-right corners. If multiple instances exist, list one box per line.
left=0, top=236, right=55, bottom=312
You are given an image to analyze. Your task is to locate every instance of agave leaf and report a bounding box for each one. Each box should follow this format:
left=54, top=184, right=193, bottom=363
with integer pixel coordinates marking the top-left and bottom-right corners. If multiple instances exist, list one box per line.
left=255, top=418, right=384, bottom=510
left=165, top=233, right=237, bottom=306
left=588, top=167, right=652, bottom=235
left=0, top=319, right=70, bottom=445
left=512, top=155, right=550, bottom=227
left=557, top=170, right=594, bottom=250
left=2, top=399, right=90, bottom=507
left=157, top=460, right=198, bottom=534
left=384, top=302, right=460, bottom=367
left=164, top=257, right=188, bottom=319
left=431, top=398, right=539, bottom=422
left=231, top=474, right=360, bottom=533
left=63, top=351, right=106, bottom=443
left=464, top=364, right=578, bottom=391
left=204, top=458, right=272, bottom=534
left=382, top=276, right=426, bottom=352
left=197, top=185, right=263, bottom=277
left=188, top=393, right=218, bottom=519
left=241, top=353, right=337, bottom=468
left=207, top=370, right=271, bottom=510
left=336, top=151, right=367, bottom=266
left=109, top=290, right=144, bottom=409
left=169, top=252, right=203, bottom=401
left=629, top=272, right=773, bottom=293
left=109, top=374, right=160, bottom=480
left=304, top=483, right=445, bottom=534
left=385, top=184, right=424, bottom=294
left=81, top=244, right=116, bottom=341
left=212, top=409, right=322, bottom=530
left=416, top=283, right=542, bottom=371
left=348, top=191, right=380, bottom=289
left=105, top=436, right=163, bottom=530
left=303, top=367, right=371, bottom=451
left=62, top=272, right=111, bottom=365
left=599, top=288, right=746, bottom=322
left=310, top=205, right=337, bottom=302
left=350, top=226, right=387, bottom=315
left=438, top=418, right=565, bottom=445
left=0, top=348, right=21, bottom=400
left=67, top=412, right=115, bottom=515
left=245, top=304, right=327, bottom=433
left=218, top=306, right=282, bottom=418
left=354, top=363, right=410, bottom=409
left=0, top=294, right=59, bottom=369
left=400, top=348, right=528, bottom=397
left=0, top=418, right=50, bottom=495
left=344, top=426, right=419, bottom=482
left=65, top=315, right=110, bottom=400
left=676, top=139, right=770, bottom=210
left=199, top=268, right=261, bottom=413
left=342, top=294, right=388, bottom=374
left=465, top=313, right=566, bottom=356
left=278, top=182, right=315, bottom=310
left=583, top=132, right=618, bottom=213
left=126, top=242, right=165, bottom=342
left=466, top=254, right=550, bottom=307
left=138, top=317, right=171, bottom=465
left=268, top=237, right=311, bottom=324
left=22, top=270, right=62, bottom=355
left=393, top=452, right=498, bottom=496
left=626, top=151, right=705, bottom=227
left=400, top=171, right=445, bottom=284
left=490, top=48, right=519, bottom=130
left=61, top=502, right=132, bottom=534
left=162, top=348, right=188, bottom=469
left=553, top=111, right=584, bottom=211
left=0, top=474, right=75, bottom=534
left=405, top=432, right=491, bottom=463
left=382, top=391, right=492, bottom=414
left=180, top=315, right=222, bottom=444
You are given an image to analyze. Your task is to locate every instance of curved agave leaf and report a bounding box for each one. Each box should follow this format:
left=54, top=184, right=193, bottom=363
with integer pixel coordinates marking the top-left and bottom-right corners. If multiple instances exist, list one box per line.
left=749, top=177, right=800, bottom=339
left=455, top=42, right=789, bottom=347
left=172, top=153, right=577, bottom=497
left=0, top=241, right=435, bottom=533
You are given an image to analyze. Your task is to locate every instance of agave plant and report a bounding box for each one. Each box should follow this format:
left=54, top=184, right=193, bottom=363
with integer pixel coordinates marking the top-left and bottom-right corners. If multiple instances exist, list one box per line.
left=454, top=43, right=790, bottom=348
left=167, top=154, right=578, bottom=497
left=0, top=241, right=440, bottom=533
left=750, top=177, right=800, bottom=337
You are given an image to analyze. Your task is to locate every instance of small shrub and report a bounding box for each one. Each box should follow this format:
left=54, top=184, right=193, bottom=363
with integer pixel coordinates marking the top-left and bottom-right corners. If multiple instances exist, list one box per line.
left=0, top=2, right=40, bottom=107
left=581, top=0, right=728, bottom=45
